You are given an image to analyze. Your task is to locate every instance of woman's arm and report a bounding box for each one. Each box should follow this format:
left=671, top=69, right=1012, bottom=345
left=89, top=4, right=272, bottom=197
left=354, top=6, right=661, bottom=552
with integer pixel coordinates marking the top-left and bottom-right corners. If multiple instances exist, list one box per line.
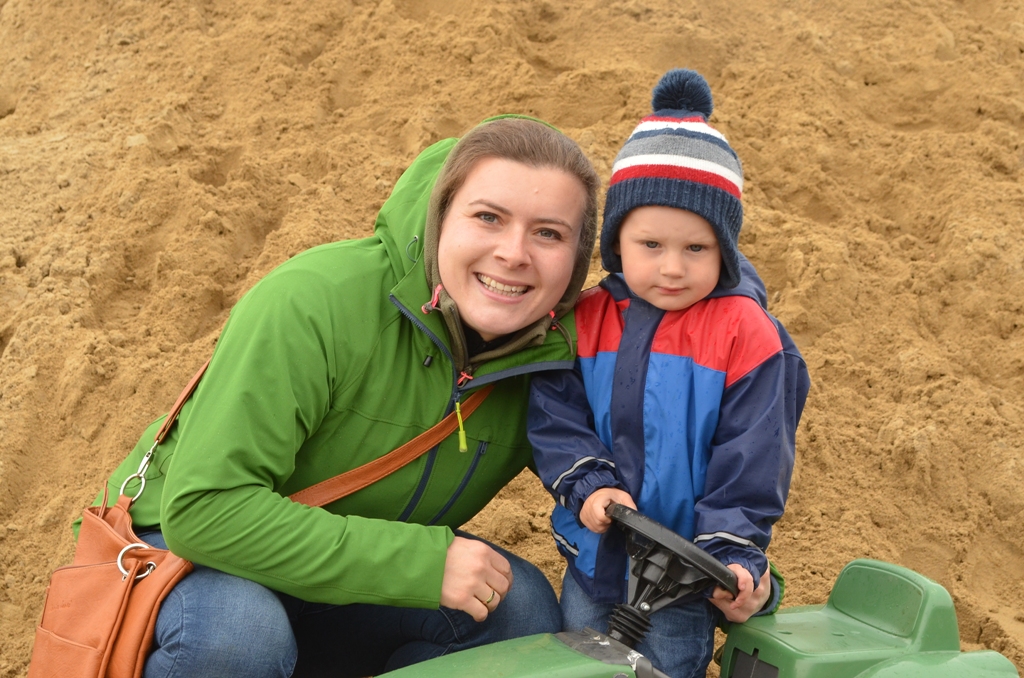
left=160, top=263, right=455, bottom=609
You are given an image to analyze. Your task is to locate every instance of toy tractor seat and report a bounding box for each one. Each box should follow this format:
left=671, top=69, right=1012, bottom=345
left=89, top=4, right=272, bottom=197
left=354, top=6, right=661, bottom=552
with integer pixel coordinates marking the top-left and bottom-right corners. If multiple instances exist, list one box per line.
left=722, top=559, right=963, bottom=678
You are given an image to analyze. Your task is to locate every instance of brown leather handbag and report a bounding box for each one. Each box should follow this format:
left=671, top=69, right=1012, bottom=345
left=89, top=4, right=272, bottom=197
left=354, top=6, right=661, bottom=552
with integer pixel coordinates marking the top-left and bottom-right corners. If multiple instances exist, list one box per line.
left=29, top=360, right=493, bottom=678
left=27, top=489, right=193, bottom=678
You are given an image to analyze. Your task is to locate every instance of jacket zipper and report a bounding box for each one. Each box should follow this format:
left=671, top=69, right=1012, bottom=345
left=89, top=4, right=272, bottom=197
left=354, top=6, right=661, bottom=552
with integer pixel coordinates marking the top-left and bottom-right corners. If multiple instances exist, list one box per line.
left=428, top=441, right=488, bottom=525
left=391, top=295, right=460, bottom=522
left=389, top=294, right=577, bottom=523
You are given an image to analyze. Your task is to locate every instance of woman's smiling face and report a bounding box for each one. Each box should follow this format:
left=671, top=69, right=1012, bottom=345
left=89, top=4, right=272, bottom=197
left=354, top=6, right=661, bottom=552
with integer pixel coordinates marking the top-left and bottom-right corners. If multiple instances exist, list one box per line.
left=437, top=157, right=586, bottom=341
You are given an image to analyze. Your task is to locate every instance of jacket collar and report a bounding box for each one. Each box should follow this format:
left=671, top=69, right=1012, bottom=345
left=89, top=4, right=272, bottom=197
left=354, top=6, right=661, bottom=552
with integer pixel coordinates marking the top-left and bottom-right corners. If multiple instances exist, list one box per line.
left=390, top=256, right=576, bottom=378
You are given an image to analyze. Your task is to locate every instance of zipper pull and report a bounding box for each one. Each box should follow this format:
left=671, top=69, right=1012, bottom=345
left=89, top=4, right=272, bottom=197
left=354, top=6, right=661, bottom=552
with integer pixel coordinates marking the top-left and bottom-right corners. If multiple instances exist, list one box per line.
left=421, top=283, right=443, bottom=314
left=455, top=399, right=468, bottom=453
left=454, top=371, right=474, bottom=452
left=548, top=310, right=574, bottom=355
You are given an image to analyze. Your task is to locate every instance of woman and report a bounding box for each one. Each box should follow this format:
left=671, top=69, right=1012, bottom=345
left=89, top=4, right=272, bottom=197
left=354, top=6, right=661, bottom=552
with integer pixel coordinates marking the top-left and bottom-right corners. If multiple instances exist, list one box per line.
left=94, top=115, right=599, bottom=677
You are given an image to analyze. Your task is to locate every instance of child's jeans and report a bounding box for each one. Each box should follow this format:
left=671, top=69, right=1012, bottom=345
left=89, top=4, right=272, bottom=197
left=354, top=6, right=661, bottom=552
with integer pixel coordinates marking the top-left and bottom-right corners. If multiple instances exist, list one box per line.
left=138, top=530, right=561, bottom=678
left=560, top=570, right=718, bottom=678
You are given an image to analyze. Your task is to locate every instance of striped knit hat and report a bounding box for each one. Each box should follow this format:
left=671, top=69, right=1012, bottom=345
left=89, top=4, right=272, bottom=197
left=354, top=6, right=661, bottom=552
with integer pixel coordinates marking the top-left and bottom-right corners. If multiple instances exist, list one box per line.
left=600, top=69, right=744, bottom=288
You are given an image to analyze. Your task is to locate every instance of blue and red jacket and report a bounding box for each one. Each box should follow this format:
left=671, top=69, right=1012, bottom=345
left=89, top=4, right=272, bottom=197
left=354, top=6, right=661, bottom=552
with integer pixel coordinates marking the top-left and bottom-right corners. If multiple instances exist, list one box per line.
left=528, top=256, right=810, bottom=604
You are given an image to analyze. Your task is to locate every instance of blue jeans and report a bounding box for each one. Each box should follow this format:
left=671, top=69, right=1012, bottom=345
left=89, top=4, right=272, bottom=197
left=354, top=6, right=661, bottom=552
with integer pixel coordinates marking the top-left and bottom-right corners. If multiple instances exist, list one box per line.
left=139, top=531, right=561, bottom=678
left=559, top=571, right=718, bottom=678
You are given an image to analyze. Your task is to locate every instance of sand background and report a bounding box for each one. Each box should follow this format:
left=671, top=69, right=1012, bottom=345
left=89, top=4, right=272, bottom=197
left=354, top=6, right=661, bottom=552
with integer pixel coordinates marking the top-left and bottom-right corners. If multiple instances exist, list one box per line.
left=1, top=0, right=1023, bottom=675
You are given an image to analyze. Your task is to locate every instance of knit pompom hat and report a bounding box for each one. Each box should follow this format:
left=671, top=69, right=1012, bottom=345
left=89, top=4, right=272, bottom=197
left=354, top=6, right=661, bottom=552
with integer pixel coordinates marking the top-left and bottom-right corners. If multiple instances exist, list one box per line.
left=600, top=69, right=744, bottom=288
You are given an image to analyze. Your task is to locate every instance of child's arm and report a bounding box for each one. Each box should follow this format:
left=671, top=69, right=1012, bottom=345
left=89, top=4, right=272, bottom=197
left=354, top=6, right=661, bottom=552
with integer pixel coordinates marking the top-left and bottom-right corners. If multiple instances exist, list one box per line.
left=528, top=365, right=628, bottom=520
left=694, top=306, right=810, bottom=594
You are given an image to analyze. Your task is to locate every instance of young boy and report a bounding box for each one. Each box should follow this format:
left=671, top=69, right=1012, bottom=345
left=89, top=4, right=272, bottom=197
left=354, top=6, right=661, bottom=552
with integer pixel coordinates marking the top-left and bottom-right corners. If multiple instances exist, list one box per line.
left=528, top=69, right=811, bottom=677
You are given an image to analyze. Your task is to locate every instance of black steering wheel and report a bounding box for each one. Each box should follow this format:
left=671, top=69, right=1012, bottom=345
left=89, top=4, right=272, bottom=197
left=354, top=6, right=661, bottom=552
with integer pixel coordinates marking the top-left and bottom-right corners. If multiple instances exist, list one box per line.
left=608, top=503, right=738, bottom=612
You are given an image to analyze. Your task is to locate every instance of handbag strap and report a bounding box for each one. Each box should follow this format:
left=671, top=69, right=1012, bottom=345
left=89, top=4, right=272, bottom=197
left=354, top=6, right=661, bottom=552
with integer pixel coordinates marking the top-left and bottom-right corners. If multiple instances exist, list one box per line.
left=151, top=359, right=495, bottom=508
left=287, top=384, right=494, bottom=507
left=155, top=359, right=210, bottom=444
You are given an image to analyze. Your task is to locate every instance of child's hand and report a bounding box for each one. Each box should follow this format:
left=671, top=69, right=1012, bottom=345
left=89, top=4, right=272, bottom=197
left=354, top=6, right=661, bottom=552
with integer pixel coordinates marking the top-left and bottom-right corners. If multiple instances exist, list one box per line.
left=710, top=563, right=771, bottom=623
left=580, top=488, right=636, bottom=533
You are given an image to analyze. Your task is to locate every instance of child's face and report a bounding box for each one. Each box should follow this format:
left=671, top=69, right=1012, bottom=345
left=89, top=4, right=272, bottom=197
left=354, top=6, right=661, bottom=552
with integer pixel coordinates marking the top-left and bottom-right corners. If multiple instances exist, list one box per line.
left=615, top=206, right=721, bottom=312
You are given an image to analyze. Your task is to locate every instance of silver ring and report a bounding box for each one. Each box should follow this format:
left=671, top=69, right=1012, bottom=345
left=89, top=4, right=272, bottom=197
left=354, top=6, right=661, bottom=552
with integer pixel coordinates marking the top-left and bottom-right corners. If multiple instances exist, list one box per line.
left=119, top=473, right=146, bottom=504
left=117, top=543, right=155, bottom=580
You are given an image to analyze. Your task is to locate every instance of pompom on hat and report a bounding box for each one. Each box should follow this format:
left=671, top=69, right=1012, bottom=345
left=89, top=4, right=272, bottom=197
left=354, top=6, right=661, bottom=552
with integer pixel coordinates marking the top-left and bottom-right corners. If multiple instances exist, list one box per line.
left=600, top=69, right=744, bottom=288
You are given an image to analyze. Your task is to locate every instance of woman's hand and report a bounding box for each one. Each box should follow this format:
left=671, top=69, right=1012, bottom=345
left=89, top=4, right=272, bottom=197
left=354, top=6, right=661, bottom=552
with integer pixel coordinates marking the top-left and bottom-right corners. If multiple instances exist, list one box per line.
left=710, top=563, right=771, bottom=622
left=440, top=536, right=514, bottom=622
left=580, top=488, right=636, bottom=533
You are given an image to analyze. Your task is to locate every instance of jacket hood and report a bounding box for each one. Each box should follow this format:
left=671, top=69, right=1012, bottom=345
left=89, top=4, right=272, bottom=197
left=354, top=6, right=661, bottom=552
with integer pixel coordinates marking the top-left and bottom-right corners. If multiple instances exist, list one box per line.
left=706, top=253, right=768, bottom=309
left=376, top=116, right=595, bottom=369
left=373, top=137, right=458, bottom=282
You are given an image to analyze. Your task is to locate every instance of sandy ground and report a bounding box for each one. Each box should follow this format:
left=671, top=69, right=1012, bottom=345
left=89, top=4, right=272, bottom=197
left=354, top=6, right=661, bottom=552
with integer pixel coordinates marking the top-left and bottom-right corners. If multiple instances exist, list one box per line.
left=1, top=0, right=1023, bottom=675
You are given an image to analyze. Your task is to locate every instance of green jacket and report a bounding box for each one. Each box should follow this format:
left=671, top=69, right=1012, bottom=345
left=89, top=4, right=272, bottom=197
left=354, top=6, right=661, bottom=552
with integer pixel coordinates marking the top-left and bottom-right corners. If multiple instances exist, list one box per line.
left=94, top=135, right=580, bottom=609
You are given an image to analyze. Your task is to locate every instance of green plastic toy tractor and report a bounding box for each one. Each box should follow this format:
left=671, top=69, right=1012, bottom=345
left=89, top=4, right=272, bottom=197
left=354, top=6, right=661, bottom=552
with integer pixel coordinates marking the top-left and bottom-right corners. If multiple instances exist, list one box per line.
left=382, top=505, right=1019, bottom=678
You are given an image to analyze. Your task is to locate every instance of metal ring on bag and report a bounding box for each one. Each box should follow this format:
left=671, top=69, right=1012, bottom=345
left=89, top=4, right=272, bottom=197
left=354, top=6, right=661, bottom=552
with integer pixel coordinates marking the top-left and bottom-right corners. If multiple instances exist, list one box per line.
left=119, top=473, right=146, bottom=504
left=117, top=543, right=156, bottom=581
